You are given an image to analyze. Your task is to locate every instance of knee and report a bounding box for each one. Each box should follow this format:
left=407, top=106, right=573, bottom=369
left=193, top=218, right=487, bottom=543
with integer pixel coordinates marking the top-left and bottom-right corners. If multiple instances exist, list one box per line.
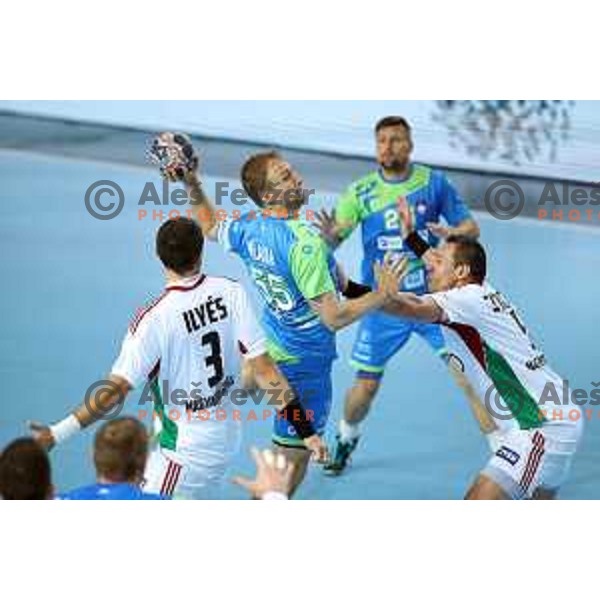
left=354, top=376, right=381, bottom=400
left=465, top=474, right=509, bottom=500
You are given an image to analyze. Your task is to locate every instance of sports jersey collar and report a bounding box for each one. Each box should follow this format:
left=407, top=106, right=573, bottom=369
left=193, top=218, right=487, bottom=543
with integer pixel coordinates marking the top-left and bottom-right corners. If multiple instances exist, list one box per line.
left=378, top=164, right=413, bottom=184
left=166, top=273, right=206, bottom=292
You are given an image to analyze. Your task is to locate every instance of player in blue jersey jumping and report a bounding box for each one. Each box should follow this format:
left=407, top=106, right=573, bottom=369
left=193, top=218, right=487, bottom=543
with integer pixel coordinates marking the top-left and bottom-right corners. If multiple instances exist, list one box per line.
left=316, top=116, right=480, bottom=474
left=152, top=133, right=403, bottom=495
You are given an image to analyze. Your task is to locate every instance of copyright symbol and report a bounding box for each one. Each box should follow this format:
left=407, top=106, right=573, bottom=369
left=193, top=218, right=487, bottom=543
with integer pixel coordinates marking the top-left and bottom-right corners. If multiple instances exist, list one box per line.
left=484, top=180, right=525, bottom=221
left=84, top=180, right=125, bottom=221
left=484, top=380, right=524, bottom=421
left=84, top=379, right=126, bottom=421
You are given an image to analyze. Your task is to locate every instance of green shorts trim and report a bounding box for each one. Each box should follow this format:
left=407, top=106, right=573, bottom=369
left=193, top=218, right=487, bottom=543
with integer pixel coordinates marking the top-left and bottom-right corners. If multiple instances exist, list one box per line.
left=272, top=434, right=308, bottom=449
left=349, top=359, right=386, bottom=375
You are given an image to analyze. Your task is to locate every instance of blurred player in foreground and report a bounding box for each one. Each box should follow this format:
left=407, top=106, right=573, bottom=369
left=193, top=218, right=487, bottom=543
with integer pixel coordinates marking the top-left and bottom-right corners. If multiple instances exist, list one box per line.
left=29, top=219, right=319, bottom=499
left=0, top=438, right=53, bottom=500
left=1, top=423, right=294, bottom=500
left=59, top=418, right=292, bottom=500
left=151, top=133, right=403, bottom=495
left=385, top=198, right=583, bottom=499
left=317, top=116, right=480, bottom=474
left=59, top=418, right=167, bottom=499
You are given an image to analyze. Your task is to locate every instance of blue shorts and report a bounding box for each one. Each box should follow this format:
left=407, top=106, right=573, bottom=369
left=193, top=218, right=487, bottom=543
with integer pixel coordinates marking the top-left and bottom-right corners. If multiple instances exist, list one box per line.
left=350, top=310, right=447, bottom=377
left=272, top=360, right=333, bottom=448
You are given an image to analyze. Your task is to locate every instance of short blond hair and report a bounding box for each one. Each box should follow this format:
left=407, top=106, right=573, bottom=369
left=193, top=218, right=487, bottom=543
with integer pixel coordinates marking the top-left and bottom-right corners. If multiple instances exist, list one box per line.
left=94, top=418, right=148, bottom=482
left=241, top=151, right=281, bottom=207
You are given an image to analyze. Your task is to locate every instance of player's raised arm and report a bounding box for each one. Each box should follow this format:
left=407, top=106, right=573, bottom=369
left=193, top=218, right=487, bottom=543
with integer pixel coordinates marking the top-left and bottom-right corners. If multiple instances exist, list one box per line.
left=288, top=232, right=403, bottom=331
left=427, top=216, right=480, bottom=240
left=384, top=289, right=445, bottom=323
left=426, top=172, right=480, bottom=240
left=314, top=183, right=362, bottom=249
left=314, top=208, right=351, bottom=250
left=184, top=170, right=219, bottom=240
left=437, top=217, right=479, bottom=239
left=335, top=252, right=446, bottom=324
left=309, top=259, right=404, bottom=332
left=150, top=132, right=219, bottom=240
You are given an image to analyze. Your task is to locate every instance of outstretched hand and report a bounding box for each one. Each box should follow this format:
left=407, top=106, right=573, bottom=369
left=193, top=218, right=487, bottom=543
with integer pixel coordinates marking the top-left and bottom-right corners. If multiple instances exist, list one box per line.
left=28, top=421, right=55, bottom=451
left=396, top=196, right=414, bottom=236
left=374, top=254, right=410, bottom=300
left=314, top=208, right=349, bottom=247
left=232, top=447, right=295, bottom=499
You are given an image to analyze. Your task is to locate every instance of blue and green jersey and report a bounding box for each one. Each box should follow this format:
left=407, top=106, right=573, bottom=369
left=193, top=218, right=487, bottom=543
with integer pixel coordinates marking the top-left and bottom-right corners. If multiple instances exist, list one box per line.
left=336, top=164, right=472, bottom=294
left=218, top=214, right=339, bottom=365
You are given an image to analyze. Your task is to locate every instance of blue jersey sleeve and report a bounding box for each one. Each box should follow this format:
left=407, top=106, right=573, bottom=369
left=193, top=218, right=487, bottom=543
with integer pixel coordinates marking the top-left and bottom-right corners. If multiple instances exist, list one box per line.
left=434, top=171, right=472, bottom=226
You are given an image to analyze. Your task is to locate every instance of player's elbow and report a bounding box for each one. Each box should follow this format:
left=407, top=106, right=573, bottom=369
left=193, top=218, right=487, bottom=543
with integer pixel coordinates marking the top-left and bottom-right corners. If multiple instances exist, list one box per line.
left=248, top=353, right=279, bottom=381
left=317, top=306, right=346, bottom=332
left=463, top=219, right=480, bottom=239
left=310, top=295, right=345, bottom=331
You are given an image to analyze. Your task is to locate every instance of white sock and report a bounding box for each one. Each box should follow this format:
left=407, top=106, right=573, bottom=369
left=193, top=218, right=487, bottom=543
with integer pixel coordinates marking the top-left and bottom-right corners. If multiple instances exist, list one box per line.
left=339, top=419, right=360, bottom=443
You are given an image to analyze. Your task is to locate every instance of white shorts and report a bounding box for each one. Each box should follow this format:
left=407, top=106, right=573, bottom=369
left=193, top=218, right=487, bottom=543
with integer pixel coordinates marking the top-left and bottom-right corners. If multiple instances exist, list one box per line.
left=143, top=419, right=242, bottom=500
left=483, top=419, right=583, bottom=499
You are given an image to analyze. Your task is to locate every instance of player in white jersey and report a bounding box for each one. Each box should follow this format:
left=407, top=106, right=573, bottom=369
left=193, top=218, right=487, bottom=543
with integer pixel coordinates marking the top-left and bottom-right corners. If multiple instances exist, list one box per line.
left=115, top=268, right=256, bottom=499
left=383, top=198, right=584, bottom=499
left=29, top=218, right=327, bottom=499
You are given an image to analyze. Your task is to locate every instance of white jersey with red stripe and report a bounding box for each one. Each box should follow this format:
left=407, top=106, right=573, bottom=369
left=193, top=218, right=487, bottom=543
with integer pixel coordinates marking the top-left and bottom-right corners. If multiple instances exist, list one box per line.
left=430, top=282, right=579, bottom=432
left=429, top=282, right=583, bottom=497
left=111, top=273, right=267, bottom=499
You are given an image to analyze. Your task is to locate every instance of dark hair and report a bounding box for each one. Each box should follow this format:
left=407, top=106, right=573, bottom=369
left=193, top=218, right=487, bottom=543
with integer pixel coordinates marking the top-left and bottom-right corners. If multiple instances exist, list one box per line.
left=94, top=418, right=149, bottom=482
left=0, top=438, right=52, bottom=500
left=156, top=218, right=203, bottom=275
left=241, top=150, right=281, bottom=207
left=447, top=235, right=487, bottom=284
left=375, top=116, right=412, bottom=135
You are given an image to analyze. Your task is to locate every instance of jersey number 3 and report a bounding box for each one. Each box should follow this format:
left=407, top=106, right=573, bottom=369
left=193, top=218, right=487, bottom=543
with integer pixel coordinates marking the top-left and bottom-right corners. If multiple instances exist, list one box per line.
left=201, top=331, right=224, bottom=388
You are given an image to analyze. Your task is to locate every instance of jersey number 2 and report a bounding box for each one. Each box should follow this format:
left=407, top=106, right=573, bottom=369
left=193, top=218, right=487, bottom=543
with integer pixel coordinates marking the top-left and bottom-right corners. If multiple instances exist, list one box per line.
left=384, top=208, right=400, bottom=231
